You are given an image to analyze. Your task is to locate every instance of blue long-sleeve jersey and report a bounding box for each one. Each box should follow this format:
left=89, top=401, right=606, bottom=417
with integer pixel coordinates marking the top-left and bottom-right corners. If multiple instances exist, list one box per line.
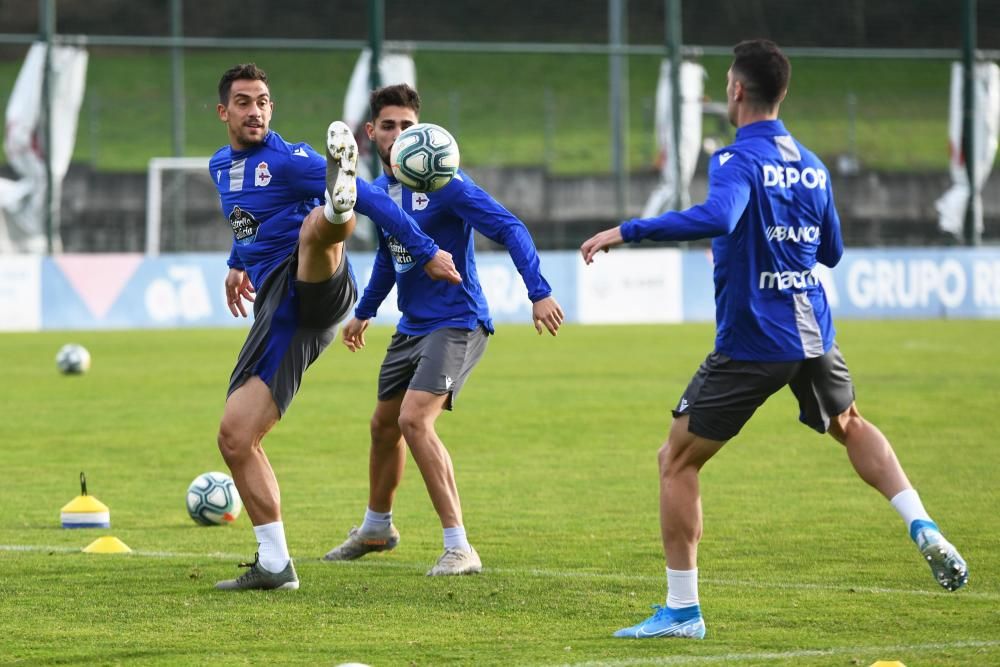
left=356, top=169, right=552, bottom=335
left=621, top=119, right=843, bottom=361
left=210, top=130, right=440, bottom=290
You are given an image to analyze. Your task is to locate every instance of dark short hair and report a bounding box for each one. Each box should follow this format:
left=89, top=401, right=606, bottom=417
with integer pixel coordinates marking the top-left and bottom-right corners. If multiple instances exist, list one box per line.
left=731, top=39, right=790, bottom=108
left=218, top=63, right=269, bottom=104
left=369, top=83, right=421, bottom=121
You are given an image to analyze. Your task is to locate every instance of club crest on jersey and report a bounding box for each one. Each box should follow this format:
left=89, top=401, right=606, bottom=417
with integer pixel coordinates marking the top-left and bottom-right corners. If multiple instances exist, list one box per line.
left=255, top=161, right=272, bottom=187
left=412, top=192, right=430, bottom=211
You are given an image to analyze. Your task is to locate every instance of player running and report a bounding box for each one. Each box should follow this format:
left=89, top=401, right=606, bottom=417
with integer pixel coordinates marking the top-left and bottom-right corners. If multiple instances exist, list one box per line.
left=322, top=83, right=564, bottom=575
left=209, top=64, right=461, bottom=591
left=581, top=39, right=967, bottom=638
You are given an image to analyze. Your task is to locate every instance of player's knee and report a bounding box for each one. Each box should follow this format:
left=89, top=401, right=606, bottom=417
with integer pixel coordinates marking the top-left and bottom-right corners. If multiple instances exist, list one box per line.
left=370, top=412, right=399, bottom=443
left=397, top=408, right=431, bottom=439
left=657, top=439, right=690, bottom=477
left=657, top=441, right=672, bottom=471
left=828, top=403, right=864, bottom=444
left=217, top=421, right=252, bottom=463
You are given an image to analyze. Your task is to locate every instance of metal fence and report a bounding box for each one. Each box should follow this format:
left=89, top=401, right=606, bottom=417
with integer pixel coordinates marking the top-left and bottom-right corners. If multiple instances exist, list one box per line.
left=2, top=0, right=1000, bottom=252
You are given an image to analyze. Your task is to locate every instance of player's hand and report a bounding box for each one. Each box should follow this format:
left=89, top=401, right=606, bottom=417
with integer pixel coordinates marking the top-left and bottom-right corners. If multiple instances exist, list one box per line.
left=341, top=317, right=370, bottom=352
left=224, top=268, right=255, bottom=318
left=532, top=296, right=564, bottom=336
left=580, top=226, right=625, bottom=265
left=423, top=249, right=462, bottom=284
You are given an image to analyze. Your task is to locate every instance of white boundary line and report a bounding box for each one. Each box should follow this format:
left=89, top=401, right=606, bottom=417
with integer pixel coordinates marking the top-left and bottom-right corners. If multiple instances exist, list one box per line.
left=3, top=543, right=997, bottom=601
left=3, top=545, right=998, bottom=665
left=552, top=640, right=1000, bottom=667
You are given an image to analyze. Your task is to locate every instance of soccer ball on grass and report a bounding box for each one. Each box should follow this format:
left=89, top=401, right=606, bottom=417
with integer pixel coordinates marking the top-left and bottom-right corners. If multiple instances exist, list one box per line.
left=186, top=471, right=242, bottom=525
left=390, top=123, right=460, bottom=192
left=56, top=343, right=91, bottom=374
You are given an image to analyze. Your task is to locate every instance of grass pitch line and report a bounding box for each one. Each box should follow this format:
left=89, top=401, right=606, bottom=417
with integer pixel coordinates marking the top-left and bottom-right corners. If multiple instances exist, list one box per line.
left=3, top=543, right=996, bottom=601
left=0, top=543, right=247, bottom=560
left=555, top=640, right=1000, bottom=667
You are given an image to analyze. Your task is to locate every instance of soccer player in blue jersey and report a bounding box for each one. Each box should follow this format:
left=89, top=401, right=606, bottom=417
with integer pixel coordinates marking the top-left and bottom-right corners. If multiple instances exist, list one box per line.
left=322, top=83, right=564, bottom=575
left=208, top=64, right=461, bottom=591
left=582, top=40, right=968, bottom=638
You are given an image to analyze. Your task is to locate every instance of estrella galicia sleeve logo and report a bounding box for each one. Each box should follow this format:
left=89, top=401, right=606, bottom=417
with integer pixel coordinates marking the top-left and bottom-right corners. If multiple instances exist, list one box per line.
left=385, top=234, right=416, bottom=273
left=229, top=206, right=260, bottom=245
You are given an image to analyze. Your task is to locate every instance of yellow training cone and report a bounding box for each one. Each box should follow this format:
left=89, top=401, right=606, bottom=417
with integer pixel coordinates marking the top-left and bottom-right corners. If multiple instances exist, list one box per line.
left=61, top=473, right=110, bottom=529
left=83, top=536, right=132, bottom=554
left=869, top=661, right=906, bottom=667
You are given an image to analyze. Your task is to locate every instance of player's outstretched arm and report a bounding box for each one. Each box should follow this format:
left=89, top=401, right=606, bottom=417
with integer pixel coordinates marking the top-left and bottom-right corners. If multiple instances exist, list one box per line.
left=580, top=225, right=625, bottom=264
left=224, top=268, right=255, bottom=318
left=423, top=249, right=462, bottom=284
left=532, top=296, right=564, bottom=336
left=341, top=317, right=370, bottom=352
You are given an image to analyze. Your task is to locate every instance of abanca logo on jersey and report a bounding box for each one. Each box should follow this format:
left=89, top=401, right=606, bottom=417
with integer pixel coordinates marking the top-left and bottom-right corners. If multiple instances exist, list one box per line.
left=765, top=225, right=821, bottom=243
left=762, top=164, right=828, bottom=190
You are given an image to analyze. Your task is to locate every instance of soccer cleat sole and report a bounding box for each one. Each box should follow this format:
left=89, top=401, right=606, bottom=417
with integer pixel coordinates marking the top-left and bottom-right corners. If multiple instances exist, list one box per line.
left=923, top=544, right=969, bottom=592
left=326, top=120, right=358, bottom=212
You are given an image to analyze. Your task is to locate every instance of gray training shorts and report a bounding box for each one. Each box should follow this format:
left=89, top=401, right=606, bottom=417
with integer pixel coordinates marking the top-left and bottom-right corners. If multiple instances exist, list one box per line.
left=673, top=343, right=856, bottom=442
left=376, top=326, right=490, bottom=410
left=227, top=250, right=357, bottom=415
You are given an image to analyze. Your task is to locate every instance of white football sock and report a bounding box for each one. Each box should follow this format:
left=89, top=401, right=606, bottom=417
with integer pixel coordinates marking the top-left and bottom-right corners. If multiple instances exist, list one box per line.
left=254, top=521, right=290, bottom=573
left=890, top=488, right=932, bottom=528
left=443, top=525, right=471, bottom=552
left=360, top=507, right=392, bottom=534
left=665, top=567, right=700, bottom=609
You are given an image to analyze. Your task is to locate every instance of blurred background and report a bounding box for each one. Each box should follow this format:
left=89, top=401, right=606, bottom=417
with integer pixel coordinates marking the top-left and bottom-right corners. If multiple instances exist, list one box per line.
left=2, top=0, right=1000, bottom=254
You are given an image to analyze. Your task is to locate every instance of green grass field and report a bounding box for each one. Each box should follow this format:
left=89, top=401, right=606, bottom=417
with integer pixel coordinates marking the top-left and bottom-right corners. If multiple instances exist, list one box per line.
left=0, top=50, right=953, bottom=173
left=1, top=321, right=998, bottom=665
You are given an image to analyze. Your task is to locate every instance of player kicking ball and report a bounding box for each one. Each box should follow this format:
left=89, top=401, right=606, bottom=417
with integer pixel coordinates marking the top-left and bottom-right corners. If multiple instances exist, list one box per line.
left=208, top=64, right=460, bottom=591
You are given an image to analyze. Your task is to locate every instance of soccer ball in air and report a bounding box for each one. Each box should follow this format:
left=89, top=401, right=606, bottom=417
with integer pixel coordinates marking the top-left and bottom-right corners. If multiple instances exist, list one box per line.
left=186, top=471, right=242, bottom=525
left=390, top=123, right=460, bottom=192
left=56, top=343, right=91, bottom=374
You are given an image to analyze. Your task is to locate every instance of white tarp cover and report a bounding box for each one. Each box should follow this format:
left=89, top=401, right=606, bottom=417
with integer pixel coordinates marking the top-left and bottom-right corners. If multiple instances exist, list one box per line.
left=936, top=61, right=1000, bottom=238
left=641, top=60, right=706, bottom=218
left=0, top=42, right=88, bottom=253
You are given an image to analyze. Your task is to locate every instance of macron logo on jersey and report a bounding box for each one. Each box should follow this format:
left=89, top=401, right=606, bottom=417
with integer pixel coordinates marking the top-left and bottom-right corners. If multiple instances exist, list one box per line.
left=765, top=225, right=821, bottom=243
left=292, top=147, right=308, bottom=157
left=758, top=269, right=819, bottom=290
left=718, top=152, right=734, bottom=166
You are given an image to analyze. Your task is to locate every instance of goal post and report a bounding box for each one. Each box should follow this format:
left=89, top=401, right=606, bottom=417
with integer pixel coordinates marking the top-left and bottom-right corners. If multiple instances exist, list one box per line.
left=145, top=156, right=211, bottom=256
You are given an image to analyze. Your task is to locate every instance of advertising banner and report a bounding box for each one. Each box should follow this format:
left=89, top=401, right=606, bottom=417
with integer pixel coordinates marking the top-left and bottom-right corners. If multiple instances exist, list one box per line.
left=10, top=248, right=1000, bottom=332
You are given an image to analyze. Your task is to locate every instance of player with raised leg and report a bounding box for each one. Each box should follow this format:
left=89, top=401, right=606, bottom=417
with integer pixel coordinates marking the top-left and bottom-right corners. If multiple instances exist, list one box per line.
left=208, top=64, right=461, bottom=591
left=581, top=40, right=967, bottom=638
left=323, top=83, right=563, bottom=575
